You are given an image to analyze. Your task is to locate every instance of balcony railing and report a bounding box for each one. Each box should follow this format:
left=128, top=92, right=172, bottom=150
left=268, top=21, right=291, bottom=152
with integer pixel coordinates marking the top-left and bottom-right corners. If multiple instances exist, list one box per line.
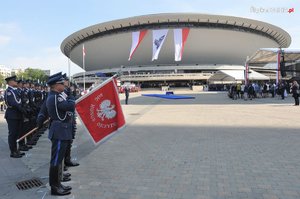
left=120, top=73, right=212, bottom=81
left=73, top=73, right=213, bottom=83
left=73, top=76, right=105, bottom=83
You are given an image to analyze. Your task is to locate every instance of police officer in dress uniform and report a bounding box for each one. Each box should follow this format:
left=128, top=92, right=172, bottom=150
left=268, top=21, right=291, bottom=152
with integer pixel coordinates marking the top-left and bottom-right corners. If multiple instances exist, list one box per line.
left=46, top=73, right=73, bottom=196
left=4, top=76, right=25, bottom=158
left=30, top=83, right=44, bottom=141
left=17, top=80, right=32, bottom=151
left=16, top=80, right=23, bottom=95
left=36, top=72, right=72, bottom=182
left=21, top=80, right=37, bottom=146
left=62, top=74, right=80, bottom=169
left=37, top=72, right=62, bottom=128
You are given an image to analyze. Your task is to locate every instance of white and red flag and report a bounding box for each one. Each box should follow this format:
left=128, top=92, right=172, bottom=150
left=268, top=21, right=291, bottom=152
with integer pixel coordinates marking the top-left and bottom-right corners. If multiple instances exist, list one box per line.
left=76, top=76, right=125, bottom=144
left=174, top=28, right=190, bottom=61
left=244, top=62, right=249, bottom=85
left=128, top=30, right=147, bottom=61
left=152, top=29, right=168, bottom=61
left=82, top=44, right=86, bottom=57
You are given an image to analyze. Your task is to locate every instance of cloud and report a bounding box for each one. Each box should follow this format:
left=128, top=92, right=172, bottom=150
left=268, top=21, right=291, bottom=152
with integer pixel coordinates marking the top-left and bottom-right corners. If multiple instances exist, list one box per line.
left=0, top=22, right=21, bottom=34
left=0, top=22, right=21, bottom=45
left=0, top=35, right=11, bottom=46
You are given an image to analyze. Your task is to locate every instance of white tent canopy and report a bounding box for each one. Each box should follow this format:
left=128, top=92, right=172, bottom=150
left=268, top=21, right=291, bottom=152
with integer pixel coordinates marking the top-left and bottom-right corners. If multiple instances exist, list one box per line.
left=209, top=69, right=269, bottom=83
left=249, top=48, right=300, bottom=65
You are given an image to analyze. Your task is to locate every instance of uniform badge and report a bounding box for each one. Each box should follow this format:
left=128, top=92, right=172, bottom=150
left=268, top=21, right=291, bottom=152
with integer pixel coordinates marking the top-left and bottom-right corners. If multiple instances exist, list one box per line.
left=7, top=92, right=11, bottom=96
left=57, top=97, right=64, bottom=102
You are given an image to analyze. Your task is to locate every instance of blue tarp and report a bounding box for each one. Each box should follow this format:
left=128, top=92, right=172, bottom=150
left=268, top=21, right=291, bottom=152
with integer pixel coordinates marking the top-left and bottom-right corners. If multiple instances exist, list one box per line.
left=142, top=94, right=195, bottom=99
left=95, top=72, right=106, bottom=77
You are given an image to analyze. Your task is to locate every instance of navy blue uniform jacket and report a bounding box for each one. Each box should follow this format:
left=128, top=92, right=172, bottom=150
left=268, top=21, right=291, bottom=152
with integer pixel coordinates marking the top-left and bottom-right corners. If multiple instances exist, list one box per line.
left=46, top=91, right=75, bottom=140
left=4, top=86, right=23, bottom=120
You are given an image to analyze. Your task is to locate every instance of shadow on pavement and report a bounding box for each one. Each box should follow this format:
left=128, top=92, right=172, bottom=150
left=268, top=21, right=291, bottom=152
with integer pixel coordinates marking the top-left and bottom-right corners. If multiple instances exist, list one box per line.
left=69, top=124, right=300, bottom=198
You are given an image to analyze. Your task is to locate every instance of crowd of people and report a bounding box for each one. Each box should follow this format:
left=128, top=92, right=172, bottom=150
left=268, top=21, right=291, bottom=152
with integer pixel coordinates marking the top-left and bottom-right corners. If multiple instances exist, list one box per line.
left=3, top=73, right=79, bottom=196
left=228, top=81, right=300, bottom=105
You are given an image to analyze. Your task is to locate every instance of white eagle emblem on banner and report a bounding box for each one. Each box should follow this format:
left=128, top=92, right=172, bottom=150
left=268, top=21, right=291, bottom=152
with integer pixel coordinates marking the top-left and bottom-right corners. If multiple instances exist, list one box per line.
left=96, top=99, right=116, bottom=121
left=154, top=35, right=165, bottom=49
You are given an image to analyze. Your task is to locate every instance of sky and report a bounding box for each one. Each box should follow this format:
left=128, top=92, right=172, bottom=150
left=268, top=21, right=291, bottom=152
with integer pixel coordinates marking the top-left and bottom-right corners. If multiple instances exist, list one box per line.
left=0, top=0, right=299, bottom=76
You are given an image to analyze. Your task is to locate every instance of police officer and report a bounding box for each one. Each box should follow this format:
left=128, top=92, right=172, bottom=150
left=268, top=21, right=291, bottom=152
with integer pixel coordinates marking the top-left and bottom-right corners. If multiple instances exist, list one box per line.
left=16, top=80, right=23, bottom=96
left=29, top=83, right=44, bottom=141
left=46, top=73, right=73, bottom=196
left=62, top=74, right=80, bottom=168
left=17, top=80, right=32, bottom=151
left=36, top=73, right=71, bottom=182
left=21, top=80, right=34, bottom=145
left=4, top=76, right=26, bottom=158
left=37, top=72, right=62, bottom=128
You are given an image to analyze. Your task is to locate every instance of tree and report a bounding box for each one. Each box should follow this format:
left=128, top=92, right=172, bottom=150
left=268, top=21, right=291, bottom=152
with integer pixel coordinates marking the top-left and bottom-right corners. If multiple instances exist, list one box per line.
left=17, top=68, right=48, bottom=84
left=0, top=73, right=5, bottom=88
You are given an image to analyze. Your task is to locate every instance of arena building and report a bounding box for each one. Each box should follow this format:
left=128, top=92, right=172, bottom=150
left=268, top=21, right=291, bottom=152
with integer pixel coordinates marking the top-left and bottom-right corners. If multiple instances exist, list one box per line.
left=61, top=13, right=291, bottom=89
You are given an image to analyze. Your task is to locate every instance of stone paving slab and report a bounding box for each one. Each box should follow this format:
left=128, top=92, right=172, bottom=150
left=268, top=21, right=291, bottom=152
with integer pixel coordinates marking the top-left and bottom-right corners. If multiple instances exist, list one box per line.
left=1, top=91, right=300, bottom=199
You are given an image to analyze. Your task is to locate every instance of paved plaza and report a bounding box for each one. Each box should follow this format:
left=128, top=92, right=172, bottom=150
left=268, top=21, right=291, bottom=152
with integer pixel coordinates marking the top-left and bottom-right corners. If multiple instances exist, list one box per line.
left=0, top=91, right=300, bottom=199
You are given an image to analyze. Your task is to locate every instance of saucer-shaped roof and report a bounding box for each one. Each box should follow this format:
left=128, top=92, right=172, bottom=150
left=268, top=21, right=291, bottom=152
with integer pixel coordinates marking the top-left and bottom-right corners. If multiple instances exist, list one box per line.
left=61, top=13, right=291, bottom=71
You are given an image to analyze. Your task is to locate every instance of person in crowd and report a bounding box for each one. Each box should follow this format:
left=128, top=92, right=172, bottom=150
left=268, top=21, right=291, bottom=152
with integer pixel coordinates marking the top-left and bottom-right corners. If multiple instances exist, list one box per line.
left=125, top=86, right=130, bottom=104
left=231, top=83, right=237, bottom=100
left=240, top=82, right=245, bottom=99
left=270, top=83, right=276, bottom=98
left=291, top=80, right=299, bottom=106
left=243, top=84, right=248, bottom=101
left=236, top=83, right=241, bottom=99
left=248, top=83, right=254, bottom=100
left=279, top=81, right=286, bottom=100
left=0, top=90, right=5, bottom=111
left=263, top=82, right=270, bottom=98
left=253, top=82, right=259, bottom=98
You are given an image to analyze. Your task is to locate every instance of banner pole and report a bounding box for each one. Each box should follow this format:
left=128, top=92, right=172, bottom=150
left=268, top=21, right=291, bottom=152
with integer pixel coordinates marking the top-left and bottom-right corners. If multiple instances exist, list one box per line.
left=83, top=44, right=86, bottom=92
left=245, top=56, right=249, bottom=85
left=16, top=119, right=50, bottom=143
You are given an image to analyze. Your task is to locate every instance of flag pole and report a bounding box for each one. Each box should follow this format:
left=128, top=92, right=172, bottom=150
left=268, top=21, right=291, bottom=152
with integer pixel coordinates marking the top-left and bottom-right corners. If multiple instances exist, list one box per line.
left=276, top=48, right=280, bottom=85
left=245, top=56, right=249, bottom=85
left=17, top=119, right=50, bottom=143
left=68, top=57, right=71, bottom=80
left=76, top=73, right=119, bottom=104
left=83, top=44, right=86, bottom=92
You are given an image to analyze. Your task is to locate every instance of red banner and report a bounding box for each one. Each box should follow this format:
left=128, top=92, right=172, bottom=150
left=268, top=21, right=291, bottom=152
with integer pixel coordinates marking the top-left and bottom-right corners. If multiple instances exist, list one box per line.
left=76, top=77, right=125, bottom=144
